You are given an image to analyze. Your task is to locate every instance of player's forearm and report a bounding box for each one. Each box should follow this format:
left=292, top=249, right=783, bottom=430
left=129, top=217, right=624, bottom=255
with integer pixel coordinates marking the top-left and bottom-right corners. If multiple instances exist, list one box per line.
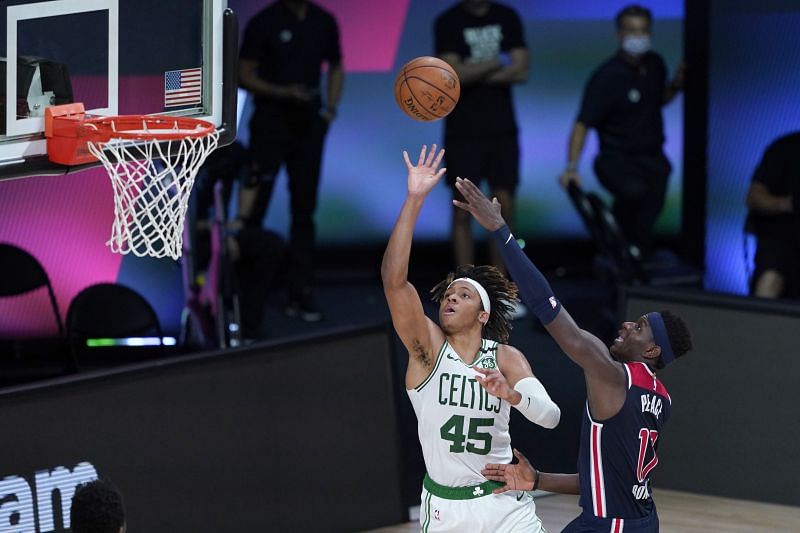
left=381, top=196, right=425, bottom=288
left=326, top=63, right=344, bottom=112
left=567, top=122, right=588, bottom=169
left=537, top=472, right=580, bottom=495
left=490, top=225, right=561, bottom=325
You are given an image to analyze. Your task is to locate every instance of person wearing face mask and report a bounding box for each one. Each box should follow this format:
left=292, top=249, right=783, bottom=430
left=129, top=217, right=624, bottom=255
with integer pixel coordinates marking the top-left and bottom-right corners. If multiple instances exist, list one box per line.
left=558, top=5, right=685, bottom=256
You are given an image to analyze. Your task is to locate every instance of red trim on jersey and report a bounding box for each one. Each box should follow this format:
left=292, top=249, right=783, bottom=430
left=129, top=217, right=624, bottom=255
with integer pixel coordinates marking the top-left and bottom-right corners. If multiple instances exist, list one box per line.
left=612, top=517, right=624, bottom=532
left=626, top=362, right=671, bottom=402
left=591, top=421, right=606, bottom=517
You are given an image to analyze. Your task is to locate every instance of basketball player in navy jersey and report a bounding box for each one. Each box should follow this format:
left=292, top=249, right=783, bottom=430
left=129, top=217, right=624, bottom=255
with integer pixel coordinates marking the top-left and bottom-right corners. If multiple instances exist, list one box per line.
left=453, top=177, right=692, bottom=532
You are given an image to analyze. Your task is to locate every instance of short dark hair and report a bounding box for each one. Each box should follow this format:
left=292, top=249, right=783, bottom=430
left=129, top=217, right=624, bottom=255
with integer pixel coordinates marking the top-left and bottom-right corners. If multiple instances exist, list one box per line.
left=70, top=479, right=125, bottom=533
left=430, top=264, right=518, bottom=343
left=658, top=310, right=692, bottom=367
left=615, top=4, right=652, bottom=29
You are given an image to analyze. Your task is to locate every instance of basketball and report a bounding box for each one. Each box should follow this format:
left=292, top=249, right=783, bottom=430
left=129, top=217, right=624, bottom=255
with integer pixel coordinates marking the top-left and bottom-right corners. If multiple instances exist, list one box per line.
left=394, top=56, right=460, bottom=122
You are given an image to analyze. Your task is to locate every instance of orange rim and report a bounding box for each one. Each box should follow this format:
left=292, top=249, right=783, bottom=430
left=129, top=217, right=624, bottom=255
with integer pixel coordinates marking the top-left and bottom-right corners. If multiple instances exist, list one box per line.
left=79, top=115, right=217, bottom=143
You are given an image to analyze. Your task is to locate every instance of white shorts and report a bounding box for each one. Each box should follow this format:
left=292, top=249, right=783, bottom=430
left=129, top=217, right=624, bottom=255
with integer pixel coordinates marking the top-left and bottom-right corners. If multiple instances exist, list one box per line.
left=418, top=480, right=545, bottom=533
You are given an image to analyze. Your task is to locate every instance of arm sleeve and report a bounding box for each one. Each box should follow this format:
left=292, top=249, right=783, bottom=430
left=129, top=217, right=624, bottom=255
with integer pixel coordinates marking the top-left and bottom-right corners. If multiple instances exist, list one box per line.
left=491, top=225, right=561, bottom=325
left=513, top=376, right=561, bottom=429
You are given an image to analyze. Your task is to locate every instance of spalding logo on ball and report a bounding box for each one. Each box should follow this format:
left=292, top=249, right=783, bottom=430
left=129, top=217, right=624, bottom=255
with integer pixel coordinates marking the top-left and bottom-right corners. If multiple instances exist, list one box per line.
left=394, top=56, right=460, bottom=122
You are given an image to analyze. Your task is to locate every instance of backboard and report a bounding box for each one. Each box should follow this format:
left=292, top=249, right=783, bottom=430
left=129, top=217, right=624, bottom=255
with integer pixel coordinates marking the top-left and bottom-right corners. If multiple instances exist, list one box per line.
left=0, top=0, right=237, bottom=180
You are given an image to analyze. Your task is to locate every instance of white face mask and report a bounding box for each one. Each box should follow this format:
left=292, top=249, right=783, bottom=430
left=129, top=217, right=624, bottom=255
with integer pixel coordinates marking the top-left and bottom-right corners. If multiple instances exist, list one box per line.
left=621, top=35, right=651, bottom=56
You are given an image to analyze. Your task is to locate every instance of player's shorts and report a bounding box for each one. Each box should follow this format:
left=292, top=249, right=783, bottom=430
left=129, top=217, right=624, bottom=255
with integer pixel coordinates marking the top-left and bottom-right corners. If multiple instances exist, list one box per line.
left=418, top=474, right=545, bottom=533
left=561, top=509, right=658, bottom=532
left=443, top=134, right=520, bottom=193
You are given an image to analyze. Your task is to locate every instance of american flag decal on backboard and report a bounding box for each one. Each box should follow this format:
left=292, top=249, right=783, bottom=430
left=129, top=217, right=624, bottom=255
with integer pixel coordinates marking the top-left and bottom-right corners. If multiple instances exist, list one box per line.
left=164, top=68, right=202, bottom=108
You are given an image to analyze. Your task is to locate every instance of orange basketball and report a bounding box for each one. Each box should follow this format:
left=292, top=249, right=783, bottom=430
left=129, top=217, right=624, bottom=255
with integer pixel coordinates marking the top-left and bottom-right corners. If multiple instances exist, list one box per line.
left=394, top=56, right=460, bottom=122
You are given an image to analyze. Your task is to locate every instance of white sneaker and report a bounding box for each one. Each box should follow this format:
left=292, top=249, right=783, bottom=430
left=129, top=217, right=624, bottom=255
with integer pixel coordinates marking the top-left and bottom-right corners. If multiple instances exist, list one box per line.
left=508, top=301, right=528, bottom=320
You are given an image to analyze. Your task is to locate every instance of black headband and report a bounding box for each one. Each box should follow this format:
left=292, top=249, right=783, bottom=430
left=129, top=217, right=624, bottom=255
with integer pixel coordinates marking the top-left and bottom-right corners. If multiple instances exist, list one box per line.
left=646, top=312, right=675, bottom=366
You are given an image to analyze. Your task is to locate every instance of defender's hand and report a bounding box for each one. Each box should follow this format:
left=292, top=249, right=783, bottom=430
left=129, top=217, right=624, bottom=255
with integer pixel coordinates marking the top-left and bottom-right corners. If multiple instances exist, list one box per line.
left=482, top=449, right=538, bottom=494
left=452, top=177, right=505, bottom=231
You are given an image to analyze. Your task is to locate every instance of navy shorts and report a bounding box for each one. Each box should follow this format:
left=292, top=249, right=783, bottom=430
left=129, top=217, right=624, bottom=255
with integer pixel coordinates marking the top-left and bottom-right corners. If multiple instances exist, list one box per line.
left=561, top=510, right=659, bottom=532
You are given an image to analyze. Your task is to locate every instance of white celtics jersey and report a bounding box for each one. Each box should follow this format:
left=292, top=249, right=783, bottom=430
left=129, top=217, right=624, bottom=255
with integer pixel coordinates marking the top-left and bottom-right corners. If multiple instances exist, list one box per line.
left=408, top=338, right=512, bottom=487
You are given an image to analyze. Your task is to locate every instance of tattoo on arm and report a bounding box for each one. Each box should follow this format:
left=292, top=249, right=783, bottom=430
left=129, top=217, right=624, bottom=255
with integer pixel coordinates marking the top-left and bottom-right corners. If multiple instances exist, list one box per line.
left=412, top=339, right=431, bottom=367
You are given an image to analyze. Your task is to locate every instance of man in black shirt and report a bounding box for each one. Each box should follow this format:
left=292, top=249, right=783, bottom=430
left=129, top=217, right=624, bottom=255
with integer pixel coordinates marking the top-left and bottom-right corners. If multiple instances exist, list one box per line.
left=559, top=5, right=684, bottom=255
left=238, top=0, right=343, bottom=322
left=435, top=0, right=529, bottom=316
left=745, top=132, right=800, bottom=299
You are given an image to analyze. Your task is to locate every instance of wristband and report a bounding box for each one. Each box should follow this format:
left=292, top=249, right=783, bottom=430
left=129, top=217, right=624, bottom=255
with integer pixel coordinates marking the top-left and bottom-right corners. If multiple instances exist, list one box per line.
left=532, top=470, right=540, bottom=491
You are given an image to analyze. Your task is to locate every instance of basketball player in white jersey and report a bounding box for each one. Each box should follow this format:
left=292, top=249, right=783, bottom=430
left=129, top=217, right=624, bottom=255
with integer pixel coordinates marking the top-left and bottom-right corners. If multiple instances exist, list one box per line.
left=381, top=145, right=561, bottom=532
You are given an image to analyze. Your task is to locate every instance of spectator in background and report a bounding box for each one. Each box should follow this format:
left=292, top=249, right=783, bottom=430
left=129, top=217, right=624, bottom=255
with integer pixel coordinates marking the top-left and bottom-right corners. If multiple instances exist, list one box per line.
left=745, top=132, right=800, bottom=299
left=70, top=479, right=126, bottom=533
left=559, top=4, right=685, bottom=257
left=238, top=0, right=344, bottom=322
left=434, top=0, right=530, bottom=319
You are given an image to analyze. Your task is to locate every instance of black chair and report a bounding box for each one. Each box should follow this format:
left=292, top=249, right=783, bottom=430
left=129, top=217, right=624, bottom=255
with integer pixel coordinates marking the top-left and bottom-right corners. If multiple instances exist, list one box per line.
left=566, top=183, right=701, bottom=287
left=0, top=243, right=64, bottom=336
left=66, top=283, right=163, bottom=364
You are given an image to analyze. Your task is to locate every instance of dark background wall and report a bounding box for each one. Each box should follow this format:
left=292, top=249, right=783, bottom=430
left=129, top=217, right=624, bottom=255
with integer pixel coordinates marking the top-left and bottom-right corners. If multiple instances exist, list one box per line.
left=622, top=287, right=800, bottom=507
left=0, top=326, right=406, bottom=533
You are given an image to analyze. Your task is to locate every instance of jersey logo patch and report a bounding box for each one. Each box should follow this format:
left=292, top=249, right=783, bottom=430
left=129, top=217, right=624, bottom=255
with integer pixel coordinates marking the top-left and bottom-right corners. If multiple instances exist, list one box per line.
left=473, top=486, right=484, bottom=496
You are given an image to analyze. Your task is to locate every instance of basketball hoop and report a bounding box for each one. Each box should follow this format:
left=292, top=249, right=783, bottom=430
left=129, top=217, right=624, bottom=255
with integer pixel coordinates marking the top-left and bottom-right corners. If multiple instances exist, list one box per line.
left=45, top=103, right=219, bottom=260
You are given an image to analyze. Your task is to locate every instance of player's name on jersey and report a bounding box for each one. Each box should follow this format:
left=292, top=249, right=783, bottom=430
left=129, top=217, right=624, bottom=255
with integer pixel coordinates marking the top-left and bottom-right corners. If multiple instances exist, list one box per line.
left=438, top=372, right=502, bottom=413
left=640, top=393, right=663, bottom=418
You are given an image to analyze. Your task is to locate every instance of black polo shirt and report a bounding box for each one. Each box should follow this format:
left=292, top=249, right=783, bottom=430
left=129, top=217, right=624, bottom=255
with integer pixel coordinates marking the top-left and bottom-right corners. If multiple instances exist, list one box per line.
left=240, top=1, right=341, bottom=109
left=577, top=52, right=667, bottom=154
left=749, top=132, right=800, bottom=238
left=434, top=1, right=526, bottom=139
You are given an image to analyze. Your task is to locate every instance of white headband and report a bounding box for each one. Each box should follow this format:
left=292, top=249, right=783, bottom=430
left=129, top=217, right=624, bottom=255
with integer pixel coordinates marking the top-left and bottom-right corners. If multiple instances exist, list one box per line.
left=448, top=277, right=491, bottom=315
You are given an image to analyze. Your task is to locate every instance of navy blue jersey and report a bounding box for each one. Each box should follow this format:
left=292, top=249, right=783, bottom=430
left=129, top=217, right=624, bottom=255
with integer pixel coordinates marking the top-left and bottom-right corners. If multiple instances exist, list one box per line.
left=577, top=362, right=671, bottom=521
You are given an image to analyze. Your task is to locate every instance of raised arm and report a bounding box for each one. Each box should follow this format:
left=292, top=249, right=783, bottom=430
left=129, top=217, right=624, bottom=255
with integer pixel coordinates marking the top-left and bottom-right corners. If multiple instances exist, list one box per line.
left=453, top=177, right=626, bottom=417
left=382, top=145, right=447, bottom=387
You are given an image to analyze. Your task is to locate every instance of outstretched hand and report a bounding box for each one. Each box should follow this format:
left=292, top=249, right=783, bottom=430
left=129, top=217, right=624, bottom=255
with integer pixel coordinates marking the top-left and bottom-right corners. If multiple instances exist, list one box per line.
left=481, top=449, right=538, bottom=494
left=453, top=177, right=505, bottom=231
left=403, top=144, right=446, bottom=198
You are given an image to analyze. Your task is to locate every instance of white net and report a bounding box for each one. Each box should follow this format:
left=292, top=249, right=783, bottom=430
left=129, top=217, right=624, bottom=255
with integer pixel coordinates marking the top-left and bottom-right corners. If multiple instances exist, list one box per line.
left=87, top=130, right=220, bottom=260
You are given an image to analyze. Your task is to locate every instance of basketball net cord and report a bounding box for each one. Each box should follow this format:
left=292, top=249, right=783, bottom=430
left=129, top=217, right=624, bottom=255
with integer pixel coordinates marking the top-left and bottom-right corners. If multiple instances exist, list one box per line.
left=87, top=127, right=219, bottom=260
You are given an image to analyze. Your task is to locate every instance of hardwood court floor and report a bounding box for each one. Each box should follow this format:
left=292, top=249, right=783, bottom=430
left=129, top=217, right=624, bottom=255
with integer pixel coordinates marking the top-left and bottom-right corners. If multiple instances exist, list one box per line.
left=363, top=489, right=800, bottom=532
